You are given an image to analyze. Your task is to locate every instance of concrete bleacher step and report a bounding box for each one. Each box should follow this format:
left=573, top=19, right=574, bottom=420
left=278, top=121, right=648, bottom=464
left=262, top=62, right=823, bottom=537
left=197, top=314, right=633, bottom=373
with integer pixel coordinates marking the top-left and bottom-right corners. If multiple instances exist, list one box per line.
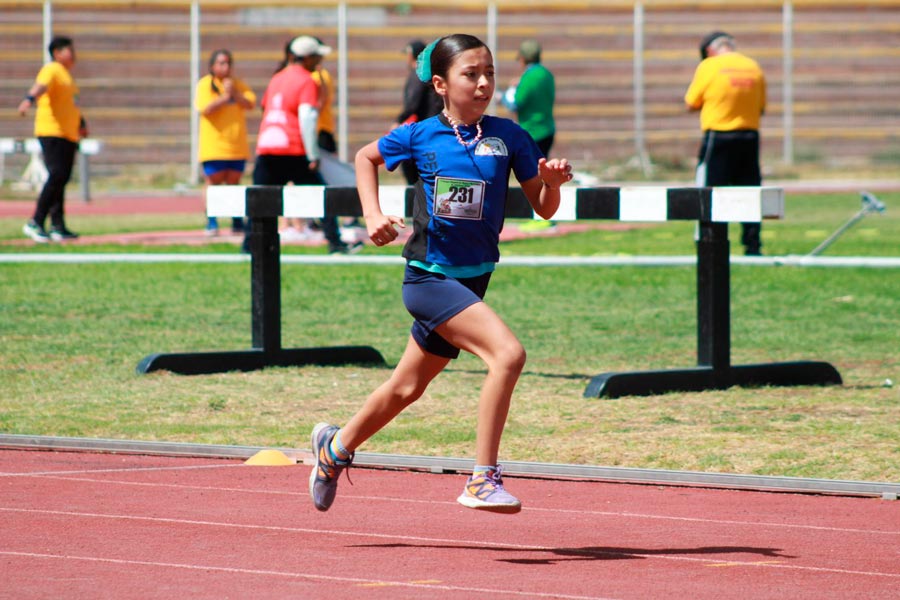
left=1, top=2, right=898, bottom=172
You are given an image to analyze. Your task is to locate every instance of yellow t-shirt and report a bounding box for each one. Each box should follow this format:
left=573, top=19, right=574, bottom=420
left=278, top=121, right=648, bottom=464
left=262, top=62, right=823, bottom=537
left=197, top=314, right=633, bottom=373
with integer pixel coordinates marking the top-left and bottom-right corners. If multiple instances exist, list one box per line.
left=195, top=74, right=256, bottom=162
left=684, top=52, right=766, bottom=131
left=311, top=67, right=336, bottom=136
left=34, top=61, right=81, bottom=142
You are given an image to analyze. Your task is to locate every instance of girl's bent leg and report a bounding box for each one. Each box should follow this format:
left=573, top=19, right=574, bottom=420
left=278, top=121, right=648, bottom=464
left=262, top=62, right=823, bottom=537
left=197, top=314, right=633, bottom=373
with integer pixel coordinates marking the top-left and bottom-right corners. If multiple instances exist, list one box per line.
left=310, top=338, right=448, bottom=512
left=338, top=336, right=450, bottom=451
left=436, top=302, right=526, bottom=467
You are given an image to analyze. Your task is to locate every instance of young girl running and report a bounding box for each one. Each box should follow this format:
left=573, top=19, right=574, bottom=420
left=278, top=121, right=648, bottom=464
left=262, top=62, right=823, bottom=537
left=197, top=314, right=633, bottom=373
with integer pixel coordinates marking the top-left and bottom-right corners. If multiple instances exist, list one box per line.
left=310, top=33, right=572, bottom=514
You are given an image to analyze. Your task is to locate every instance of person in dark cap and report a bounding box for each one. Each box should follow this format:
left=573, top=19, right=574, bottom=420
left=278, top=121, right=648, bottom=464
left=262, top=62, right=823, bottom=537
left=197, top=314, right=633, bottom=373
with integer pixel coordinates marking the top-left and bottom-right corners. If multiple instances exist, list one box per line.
left=685, top=31, right=767, bottom=255
left=500, top=39, right=556, bottom=157
left=394, top=39, right=443, bottom=185
left=699, top=31, right=732, bottom=60
left=499, top=39, right=557, bottom=232
left=18, top=36, right=88, bottom=243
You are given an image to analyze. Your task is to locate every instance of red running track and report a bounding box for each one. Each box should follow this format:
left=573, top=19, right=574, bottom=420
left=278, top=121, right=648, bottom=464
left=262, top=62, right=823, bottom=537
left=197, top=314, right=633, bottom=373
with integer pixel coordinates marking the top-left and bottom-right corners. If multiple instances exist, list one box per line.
left=1, top=448, right=898, bottom=599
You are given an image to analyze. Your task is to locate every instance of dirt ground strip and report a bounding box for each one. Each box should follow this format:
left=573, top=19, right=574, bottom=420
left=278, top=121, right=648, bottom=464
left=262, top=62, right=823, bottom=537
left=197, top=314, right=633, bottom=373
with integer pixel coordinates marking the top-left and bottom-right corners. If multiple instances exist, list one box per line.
left=0, top=192, right=641, bottom=247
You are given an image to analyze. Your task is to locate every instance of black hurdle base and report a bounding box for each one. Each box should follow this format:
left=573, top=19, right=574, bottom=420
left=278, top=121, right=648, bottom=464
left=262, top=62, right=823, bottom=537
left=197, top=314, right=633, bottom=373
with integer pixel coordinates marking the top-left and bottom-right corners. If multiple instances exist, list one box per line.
left=584, top=220, right=843, bottom=399
left=136, top=346, right=385, bottom=376
left=584, top=361, right=843, bottom=399
left=137, top=195, right=387, bottom=376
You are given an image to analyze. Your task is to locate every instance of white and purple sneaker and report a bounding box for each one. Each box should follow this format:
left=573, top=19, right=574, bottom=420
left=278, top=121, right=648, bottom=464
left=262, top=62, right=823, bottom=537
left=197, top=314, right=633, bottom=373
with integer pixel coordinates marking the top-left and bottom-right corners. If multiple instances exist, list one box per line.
left=456, top=466, right=521, bottom=514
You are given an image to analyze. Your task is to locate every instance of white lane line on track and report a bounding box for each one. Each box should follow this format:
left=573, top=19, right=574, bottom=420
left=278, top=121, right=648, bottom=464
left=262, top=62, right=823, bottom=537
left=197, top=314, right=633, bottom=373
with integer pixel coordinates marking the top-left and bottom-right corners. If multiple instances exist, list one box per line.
left=2, top=508, right=898, bottom=579
left=0, top=464, right=242, bottom=477
left=4, top=474, right=898, bottom=537
left=0, top=550, right=617, bottom=600
left=521, top=505, right=900, bottom=537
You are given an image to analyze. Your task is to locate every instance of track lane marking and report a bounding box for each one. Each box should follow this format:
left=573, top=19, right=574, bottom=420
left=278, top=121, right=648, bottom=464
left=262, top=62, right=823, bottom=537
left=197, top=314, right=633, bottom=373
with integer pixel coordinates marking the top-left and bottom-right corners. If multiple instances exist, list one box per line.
left=4, top=474, right=898, bottom=537
left=2, top=508, right=898, bottom=579
left=0, top=463, right=242, bottom=477
left=0, top=551, right=616, bottom=600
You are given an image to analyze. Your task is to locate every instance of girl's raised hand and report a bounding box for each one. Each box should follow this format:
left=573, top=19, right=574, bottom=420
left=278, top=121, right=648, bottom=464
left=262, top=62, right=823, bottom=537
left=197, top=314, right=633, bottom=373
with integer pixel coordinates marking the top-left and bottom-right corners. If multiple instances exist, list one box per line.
left=538, top=157, right=573, bottom=190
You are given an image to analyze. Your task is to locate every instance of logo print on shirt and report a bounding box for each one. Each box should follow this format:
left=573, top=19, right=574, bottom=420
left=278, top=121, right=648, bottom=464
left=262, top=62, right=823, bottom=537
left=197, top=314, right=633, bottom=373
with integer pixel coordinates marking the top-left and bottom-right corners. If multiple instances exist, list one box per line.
left=258, top=92, right=289, bottom=149
left=474, top=137, right=508, bottom=156
left=421, top=151, right=438, bottom=173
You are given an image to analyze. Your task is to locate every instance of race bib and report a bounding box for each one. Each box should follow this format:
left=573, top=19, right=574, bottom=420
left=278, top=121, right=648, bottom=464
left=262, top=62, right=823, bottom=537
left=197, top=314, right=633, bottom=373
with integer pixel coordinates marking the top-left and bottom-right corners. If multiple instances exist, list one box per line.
left=433, top=177, right=485, bottom=220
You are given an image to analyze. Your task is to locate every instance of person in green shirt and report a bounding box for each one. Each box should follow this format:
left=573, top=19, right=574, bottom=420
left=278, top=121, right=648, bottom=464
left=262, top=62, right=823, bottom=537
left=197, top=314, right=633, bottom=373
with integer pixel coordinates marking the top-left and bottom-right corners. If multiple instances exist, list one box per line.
left=500, top=39, right=556, bottom=156
left=500, top=39, right=557, bottom=231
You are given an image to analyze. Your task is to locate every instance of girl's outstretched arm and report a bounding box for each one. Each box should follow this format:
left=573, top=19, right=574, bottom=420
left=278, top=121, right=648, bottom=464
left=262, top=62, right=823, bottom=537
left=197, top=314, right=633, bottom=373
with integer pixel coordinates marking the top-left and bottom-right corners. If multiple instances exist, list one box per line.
left=355, top=140, right=405, bottom=246
left=520, top=157, right=573, bottom=220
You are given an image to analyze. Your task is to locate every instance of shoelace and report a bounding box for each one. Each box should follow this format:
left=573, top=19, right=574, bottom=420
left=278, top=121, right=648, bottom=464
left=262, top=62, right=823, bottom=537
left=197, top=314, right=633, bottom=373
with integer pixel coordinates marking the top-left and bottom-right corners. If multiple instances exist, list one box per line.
left=318, top=446, right=354, bottom=486
left=484, top=465, right=505, bottom=485
left=469, top=466, right=505, bottom=497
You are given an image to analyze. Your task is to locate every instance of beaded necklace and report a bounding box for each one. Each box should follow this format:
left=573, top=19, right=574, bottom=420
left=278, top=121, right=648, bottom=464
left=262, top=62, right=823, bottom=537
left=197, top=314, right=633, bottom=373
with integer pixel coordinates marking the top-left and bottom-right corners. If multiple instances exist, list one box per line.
left=443, top=111, right=483, bottom=147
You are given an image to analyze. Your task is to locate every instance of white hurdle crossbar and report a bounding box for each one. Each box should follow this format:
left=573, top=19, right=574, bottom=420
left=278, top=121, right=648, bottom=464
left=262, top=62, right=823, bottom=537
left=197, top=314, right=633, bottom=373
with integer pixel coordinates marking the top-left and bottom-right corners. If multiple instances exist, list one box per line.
left=0, top=137, right=102, bottom=201
left=206, top=184, right=786, bottom=223
left=139, top=185, right=841, bottom=398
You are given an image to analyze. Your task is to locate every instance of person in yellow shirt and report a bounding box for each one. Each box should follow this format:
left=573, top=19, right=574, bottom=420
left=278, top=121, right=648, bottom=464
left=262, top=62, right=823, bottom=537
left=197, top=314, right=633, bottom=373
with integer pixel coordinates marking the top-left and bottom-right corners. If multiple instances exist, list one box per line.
left=17, top=36, right=87, bottom=243
left=310, top=54, right=337, bottom=154
left=195, top=49, right=256, bottom=236
left=685, top=32, right=767, bottom=255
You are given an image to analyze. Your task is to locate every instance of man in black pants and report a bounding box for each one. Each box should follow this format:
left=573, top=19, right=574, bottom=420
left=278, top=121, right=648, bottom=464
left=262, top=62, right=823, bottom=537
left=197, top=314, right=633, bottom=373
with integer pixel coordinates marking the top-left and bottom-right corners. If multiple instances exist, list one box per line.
left=685, top=32, right=767, bottom=255
left=18, top=36, right=88, bottom=243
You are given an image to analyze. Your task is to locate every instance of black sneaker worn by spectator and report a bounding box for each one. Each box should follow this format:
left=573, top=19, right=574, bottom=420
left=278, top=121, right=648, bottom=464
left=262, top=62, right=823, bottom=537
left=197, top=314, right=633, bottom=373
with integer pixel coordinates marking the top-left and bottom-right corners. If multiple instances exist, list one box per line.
left=329, top=241, right=364, bottom=255
left=49, top=227, right=79, bottom=241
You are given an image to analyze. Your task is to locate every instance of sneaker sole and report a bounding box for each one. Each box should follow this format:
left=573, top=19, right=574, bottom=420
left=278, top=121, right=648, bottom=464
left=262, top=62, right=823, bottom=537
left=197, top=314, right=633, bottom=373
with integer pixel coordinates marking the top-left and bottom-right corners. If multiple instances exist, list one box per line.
left=456, top=493, right=522, bottom=514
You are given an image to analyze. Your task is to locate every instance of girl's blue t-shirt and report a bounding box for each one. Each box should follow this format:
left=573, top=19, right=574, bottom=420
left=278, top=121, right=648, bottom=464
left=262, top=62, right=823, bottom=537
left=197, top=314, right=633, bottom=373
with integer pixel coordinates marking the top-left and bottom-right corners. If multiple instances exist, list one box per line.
left=378, top=113, right=541, bottom=267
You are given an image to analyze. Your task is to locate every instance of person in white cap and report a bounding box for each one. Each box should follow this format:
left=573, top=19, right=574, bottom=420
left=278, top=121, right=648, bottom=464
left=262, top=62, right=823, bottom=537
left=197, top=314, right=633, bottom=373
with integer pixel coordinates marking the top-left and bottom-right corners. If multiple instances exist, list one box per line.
left=246, top=35, right=356, bottom=254
left=254, top=34, right=329, bottom=172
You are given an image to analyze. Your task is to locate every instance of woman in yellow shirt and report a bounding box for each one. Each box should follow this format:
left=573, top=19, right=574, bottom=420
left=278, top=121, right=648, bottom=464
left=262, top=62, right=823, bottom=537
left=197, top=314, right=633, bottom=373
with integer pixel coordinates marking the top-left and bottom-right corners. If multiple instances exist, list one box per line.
left=195, top=49, right=256, bottom=236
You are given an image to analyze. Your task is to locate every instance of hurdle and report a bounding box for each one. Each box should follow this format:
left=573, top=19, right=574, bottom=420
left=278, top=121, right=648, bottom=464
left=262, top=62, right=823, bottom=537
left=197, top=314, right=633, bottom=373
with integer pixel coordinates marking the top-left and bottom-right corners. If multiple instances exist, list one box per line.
left=138, top=185, right=842, bottom=397
left=568, top=186, right=842, bottom=398
left=136, top=184, right=387, bottom=375
left=0, top=137, right=102, bottom=201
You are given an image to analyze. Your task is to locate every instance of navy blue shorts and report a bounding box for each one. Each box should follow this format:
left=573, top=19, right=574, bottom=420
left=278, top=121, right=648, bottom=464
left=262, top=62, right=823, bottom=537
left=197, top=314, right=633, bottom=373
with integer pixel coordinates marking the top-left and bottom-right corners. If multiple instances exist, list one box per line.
left=402, top=264, right=492, bottom=359
left=202, top=160, right=246, bottom=177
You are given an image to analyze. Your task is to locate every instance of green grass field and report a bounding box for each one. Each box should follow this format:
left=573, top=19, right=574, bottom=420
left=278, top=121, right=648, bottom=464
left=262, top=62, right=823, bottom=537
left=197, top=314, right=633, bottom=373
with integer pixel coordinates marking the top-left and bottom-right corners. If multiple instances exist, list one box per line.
left=1, top=190, right=898, bottom=482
